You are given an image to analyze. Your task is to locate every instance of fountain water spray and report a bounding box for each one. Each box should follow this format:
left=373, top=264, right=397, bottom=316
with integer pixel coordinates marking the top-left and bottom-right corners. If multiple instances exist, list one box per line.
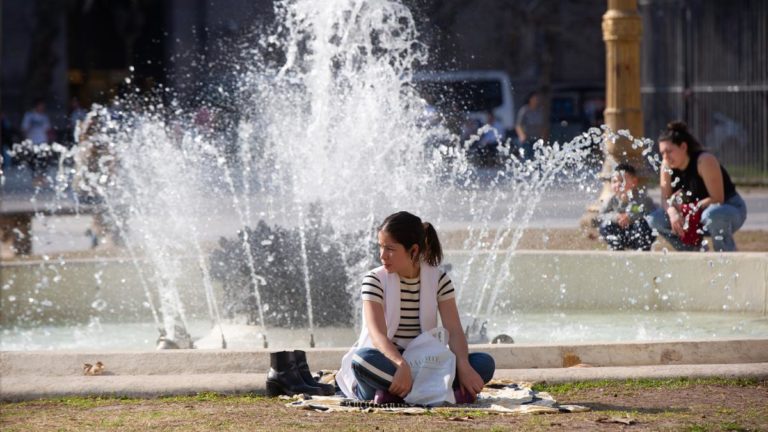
left=0, top=0, right=694, bottom=351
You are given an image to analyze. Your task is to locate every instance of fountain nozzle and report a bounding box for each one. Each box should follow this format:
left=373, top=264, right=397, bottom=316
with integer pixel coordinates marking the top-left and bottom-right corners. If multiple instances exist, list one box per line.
left=309, top=333, right=315, bottom=348
left=262, top=334, right=268, bottom=349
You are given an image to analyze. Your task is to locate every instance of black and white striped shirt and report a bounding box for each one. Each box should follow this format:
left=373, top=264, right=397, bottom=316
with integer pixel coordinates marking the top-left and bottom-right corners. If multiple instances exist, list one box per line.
left=361, top=271, right=456, bottom=348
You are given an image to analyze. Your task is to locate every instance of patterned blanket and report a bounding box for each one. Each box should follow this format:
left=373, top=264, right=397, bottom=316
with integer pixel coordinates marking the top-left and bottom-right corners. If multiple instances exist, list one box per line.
left=284, top=380, right=589, bottom=415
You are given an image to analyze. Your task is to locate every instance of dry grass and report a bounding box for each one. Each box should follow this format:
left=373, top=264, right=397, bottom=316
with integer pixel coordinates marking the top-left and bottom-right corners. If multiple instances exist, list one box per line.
left=2, top=379, right=766, bottom=431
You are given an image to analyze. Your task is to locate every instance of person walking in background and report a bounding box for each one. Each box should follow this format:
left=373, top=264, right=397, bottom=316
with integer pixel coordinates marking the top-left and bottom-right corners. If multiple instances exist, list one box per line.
left=68, top=97, right=87, bottom=145
left=475, top=110, right=505, bottom=165
left=21, top=98, right=52, bottom=146
left=515, top=91, right=546, bottom=160
left=598, top=163, right=656, bottom=251
left=21, top=98, right=53, bottom=185
left=647, top=121, right=747, bottom=252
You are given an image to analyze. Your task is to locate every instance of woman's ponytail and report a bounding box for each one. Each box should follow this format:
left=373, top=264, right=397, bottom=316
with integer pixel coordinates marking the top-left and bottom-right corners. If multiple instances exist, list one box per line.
left=422, top=221, right=443, bottom=267
left=378, top=212, right=443, bottom=267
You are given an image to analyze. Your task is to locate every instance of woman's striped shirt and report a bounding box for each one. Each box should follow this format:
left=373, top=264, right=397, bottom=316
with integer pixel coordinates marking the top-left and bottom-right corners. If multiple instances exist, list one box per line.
left=360, top=270, right=456, bottom=348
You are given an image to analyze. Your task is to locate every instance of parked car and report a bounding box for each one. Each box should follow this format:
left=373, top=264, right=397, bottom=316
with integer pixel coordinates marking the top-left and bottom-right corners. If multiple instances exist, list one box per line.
left=411, top=70, right=515, bottom=165
left=412, top=70, right=515, bottom=130
left=549, top=83, right=605, bottom=142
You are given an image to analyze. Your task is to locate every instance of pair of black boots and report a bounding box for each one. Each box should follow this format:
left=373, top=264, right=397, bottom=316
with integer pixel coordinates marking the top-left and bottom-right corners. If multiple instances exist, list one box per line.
left=266, top=350, right=335, bottom=396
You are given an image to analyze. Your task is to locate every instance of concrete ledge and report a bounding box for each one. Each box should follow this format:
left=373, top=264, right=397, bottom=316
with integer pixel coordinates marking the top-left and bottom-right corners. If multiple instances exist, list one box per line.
left=1, top=373, right=268, bottom=401
left=493, top=363, right=768, bottom=384
left=4, top=339, right=767, bottom=401
left=447, top=250, right=768, bottom=314
left=473, top=338, right=768, bottom=368
left=3, top=364, right=767, bottom=401
left=3, top=339, right=767, bottom=377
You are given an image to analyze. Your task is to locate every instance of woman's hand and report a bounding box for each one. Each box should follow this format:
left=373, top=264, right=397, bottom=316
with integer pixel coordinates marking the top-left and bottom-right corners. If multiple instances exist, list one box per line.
left=389, top=362, right=413, bottom=398
left=667, top=207, right=685, bottom=237
left=456, top=360, right=485, bottom=396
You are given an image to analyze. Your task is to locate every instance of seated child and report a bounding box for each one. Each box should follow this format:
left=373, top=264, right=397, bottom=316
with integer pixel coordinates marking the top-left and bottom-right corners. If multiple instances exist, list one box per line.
left=598, top=163, right=657, bottom=251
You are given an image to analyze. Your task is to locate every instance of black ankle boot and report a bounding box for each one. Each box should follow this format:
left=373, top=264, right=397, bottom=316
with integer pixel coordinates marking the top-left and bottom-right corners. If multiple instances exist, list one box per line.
left=266, top=351, right=322, bottom=396
left=293, top=350, right=335, bottom=396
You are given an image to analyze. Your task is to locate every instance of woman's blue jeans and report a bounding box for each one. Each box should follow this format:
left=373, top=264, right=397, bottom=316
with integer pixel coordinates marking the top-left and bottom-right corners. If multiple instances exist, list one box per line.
left=350, top=347, right=496, bottom=401
left=647, top=194, right=747, bottom=252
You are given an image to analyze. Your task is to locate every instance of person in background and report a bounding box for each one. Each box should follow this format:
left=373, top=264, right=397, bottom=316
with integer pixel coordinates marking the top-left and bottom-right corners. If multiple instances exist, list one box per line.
left=515, top=91, right=546, bottom=159
left=68, top=97, right=88, bottom=145
left=598, top=163, right=656, bottom=251
left=21, top=98, right=53, bottom=185
left=475, top=110, right=504, bottom=165
left=647, top=121, right=747, bottom=251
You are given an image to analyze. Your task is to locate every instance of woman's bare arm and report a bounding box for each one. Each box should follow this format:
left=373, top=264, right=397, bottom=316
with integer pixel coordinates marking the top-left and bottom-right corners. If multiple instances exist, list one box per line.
left=660, top=164, right=673, bottom=211
left=696, top=153, right=724, bottom=208
left=438, top=298, right=484, bottom=395
left=363, top=301, right=405, bottom=366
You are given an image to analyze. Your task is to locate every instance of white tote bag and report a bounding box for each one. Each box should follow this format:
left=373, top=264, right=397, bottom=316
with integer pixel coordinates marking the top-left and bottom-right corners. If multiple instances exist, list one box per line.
left=402, top=327, right=456, bottom=406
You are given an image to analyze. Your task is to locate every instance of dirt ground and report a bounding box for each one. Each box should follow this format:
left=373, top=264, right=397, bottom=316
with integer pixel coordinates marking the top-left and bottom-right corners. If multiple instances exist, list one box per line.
left=2, top=379, right=766, bottom=431
left=441, top=227, right=768, bottom=252
left=3, top=227, right=766, bottom=264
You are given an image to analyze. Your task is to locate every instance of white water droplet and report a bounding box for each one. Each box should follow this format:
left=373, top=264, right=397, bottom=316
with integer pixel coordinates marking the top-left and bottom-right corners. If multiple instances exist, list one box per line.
left=91, top=299, right=108, bottom=311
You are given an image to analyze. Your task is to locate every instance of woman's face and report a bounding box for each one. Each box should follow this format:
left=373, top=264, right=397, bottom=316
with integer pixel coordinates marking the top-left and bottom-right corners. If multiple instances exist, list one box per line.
left=659, top=139, right=689, bottom=169
left=378, top=230, right=418, bottom=275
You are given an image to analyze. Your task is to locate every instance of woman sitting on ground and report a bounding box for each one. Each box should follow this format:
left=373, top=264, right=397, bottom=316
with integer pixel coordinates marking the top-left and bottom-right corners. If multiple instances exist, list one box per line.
left=647, top=121, right=747, bottom=251
left=337, top=211, right=495, bottom=404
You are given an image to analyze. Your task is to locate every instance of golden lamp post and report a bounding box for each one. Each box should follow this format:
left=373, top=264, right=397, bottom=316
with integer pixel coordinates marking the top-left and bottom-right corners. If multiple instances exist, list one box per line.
left=585, top=0, right=646, bottom=226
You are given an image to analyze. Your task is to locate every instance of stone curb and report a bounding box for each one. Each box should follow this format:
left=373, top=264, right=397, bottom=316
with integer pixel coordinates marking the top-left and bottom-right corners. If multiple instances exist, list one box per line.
left=493, top=362, right=768, bottom=383
left=2, top=363, right=767, bottom=401
left=3, top=339, right=767, bottom=377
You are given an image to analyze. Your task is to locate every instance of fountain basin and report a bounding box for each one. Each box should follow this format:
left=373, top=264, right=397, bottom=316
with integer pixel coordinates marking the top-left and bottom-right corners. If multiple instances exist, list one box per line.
left=449, top=250, right=768, bottom=314
left=1, top=251, right=766, bottom=351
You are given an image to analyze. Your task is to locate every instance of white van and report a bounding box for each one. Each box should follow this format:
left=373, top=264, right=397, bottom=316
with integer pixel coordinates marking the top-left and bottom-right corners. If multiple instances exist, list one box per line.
left=411, top=70, right=516, bottom=133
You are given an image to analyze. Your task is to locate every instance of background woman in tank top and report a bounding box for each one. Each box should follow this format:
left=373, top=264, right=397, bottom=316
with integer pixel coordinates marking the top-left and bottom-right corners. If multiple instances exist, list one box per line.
left=647, top=121, right=747, bottom=251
